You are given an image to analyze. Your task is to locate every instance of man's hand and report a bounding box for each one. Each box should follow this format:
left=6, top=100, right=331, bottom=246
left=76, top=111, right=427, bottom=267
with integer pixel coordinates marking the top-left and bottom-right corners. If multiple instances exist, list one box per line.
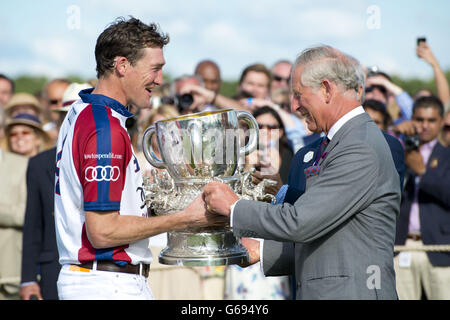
left=392, top=120, right=418, bottom=136
left=405, top=149, right=426, bottom=176
left=366, top=74, right=402, bottom=96
left=175, top=83, right=213, bottom=113
left=417, top=42, right=439, bottom=68
left=180, top=83, right=215, bottom=105
left=203, top=181, right=239, bottom=217
left=19, top=283, right=42, bottom=300
left=183, top=193, right=229, bottom=228
left=238, top=97, right=277, bottom=112
left=239, top=238, right=261, bottom=267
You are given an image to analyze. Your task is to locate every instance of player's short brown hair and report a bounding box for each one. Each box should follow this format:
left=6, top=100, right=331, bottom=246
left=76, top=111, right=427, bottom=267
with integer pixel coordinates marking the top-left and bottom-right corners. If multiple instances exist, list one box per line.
left=95, top=16, right=169, bottom=78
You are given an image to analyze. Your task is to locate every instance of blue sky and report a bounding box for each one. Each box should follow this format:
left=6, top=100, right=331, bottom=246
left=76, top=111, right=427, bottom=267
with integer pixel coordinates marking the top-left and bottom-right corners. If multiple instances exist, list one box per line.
left=1, top=0, right=449, bottom=81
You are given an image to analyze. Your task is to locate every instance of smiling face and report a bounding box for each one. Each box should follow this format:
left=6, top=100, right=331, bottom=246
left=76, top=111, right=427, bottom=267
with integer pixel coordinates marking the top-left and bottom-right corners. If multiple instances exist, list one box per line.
left=240, top=71, right=270, bottom=99
left=8, top=124, right=41, bottom=157
left=290, top=65, right=329, bottom=134
left=122, top=47, right=165, bottom=109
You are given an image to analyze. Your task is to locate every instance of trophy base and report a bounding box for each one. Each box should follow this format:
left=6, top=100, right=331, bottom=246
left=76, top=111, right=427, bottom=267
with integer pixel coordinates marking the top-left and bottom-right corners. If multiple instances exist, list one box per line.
left=158, top=229, right=249, bottom=266
left=158, top=251, right=249, bottom=267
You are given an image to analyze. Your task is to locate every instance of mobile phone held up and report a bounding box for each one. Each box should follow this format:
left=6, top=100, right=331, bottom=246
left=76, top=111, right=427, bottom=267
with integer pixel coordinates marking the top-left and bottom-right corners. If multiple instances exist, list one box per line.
left=417, top=37, right=426, bottom=45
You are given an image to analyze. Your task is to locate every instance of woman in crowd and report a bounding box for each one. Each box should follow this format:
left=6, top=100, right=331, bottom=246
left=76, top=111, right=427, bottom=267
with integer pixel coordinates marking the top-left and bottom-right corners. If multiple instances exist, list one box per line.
left=5, top=113, right=49, bottom=158
left=251, top=106, right=294, bottom=184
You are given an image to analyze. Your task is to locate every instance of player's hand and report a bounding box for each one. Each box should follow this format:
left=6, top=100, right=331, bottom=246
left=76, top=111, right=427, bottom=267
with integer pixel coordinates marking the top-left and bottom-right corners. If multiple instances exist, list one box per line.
left=184, top=193, right=229, bottom=228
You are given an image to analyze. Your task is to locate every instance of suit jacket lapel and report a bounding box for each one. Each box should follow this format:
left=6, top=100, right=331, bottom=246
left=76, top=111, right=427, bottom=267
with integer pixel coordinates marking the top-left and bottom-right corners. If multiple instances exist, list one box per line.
left=319, top=113, right=371, bottom=166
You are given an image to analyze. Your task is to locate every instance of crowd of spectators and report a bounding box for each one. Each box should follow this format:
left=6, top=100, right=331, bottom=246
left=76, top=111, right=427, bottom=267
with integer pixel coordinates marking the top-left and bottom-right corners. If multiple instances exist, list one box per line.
left=0, top=38, right=449, bottom=300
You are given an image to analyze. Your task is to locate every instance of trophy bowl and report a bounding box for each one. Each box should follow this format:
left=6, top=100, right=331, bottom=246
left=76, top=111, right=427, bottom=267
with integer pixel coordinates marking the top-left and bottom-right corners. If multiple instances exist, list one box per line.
left=142, top=109, right=258, bottom=184
left=142, top=109, right=260, bottom=266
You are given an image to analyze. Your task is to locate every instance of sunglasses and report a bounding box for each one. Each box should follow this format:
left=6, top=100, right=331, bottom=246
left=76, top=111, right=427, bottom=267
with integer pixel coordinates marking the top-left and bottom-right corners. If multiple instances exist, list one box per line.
left=273, top=75, right=290, bottom=83
left=10, top=130, right=34, bottom=138
left=49, top=99, right=62, bottom=105
left=365, top=85, right=387, bottom=95
left=443, top=125, right=450, bottom=132
left=258, top=124, right=280, bottom=130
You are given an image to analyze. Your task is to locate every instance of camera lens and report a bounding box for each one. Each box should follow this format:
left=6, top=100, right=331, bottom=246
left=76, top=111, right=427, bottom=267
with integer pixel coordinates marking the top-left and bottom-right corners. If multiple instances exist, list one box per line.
left=403, top=134, right=421, bottom=151
left=178, top=93, right=193, bottom=110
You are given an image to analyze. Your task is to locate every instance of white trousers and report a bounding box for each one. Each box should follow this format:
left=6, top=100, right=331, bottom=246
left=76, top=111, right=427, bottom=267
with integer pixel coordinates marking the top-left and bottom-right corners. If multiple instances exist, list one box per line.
left=57, top=264, right=154, bottom=300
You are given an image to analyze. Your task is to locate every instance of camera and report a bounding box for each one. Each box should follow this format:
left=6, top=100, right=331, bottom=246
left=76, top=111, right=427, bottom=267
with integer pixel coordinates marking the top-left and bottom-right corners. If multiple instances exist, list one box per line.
left=417, top=37, right=426, bottom=45
left=175, top=93, right=194, bottom=111
left=161, top=93, right=194, bottom=112
left=367, top=65, right=380, bottom=77
left=403, top=134, right=421, bottom=151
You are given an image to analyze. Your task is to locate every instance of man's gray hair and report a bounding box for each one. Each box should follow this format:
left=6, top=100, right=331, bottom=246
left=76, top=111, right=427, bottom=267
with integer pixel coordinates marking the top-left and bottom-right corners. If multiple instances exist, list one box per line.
left=293, top=45, right=365, bottom=100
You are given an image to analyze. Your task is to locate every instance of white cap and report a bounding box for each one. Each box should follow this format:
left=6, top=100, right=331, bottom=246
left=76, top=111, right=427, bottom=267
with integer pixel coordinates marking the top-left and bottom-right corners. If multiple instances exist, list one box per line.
left=56, top=83, right=93, bottom=112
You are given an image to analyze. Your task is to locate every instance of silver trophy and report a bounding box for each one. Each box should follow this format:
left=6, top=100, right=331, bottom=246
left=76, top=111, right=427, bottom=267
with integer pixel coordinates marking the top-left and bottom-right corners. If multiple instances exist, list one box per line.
left=142, top=109, right=276, bottom=266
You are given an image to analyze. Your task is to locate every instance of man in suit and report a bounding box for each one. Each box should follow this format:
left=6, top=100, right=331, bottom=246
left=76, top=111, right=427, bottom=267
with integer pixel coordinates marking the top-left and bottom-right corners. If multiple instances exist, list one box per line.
left=19, top=147, right=59, bottom=300
left=273, top=128, right=404, bottom=299
left=201, top=45, right=401, bottom=299
left=393, top=96, right=450, bottom=300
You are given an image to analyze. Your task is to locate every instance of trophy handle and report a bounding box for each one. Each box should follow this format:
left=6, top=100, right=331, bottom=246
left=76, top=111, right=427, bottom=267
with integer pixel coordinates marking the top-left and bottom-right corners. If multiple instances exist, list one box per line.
left=142, top=125, right=167, bottom=169
left=188, top=121, right=203, bottom=166
left=237, top=110, right=259, bottom=156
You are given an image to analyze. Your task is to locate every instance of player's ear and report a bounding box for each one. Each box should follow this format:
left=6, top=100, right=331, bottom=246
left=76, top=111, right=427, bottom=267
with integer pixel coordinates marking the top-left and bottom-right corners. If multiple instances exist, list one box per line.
left=114, top=56, right=129, bottom=77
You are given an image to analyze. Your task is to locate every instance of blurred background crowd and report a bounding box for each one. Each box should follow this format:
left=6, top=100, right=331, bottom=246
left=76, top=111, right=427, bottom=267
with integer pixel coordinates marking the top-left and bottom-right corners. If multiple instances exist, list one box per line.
left=0, top=26, right=449, bottom=300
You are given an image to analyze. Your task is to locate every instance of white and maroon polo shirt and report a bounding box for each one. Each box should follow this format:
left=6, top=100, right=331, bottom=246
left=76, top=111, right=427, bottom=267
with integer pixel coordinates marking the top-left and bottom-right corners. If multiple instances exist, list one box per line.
left=54, top=88, right=151, bottom=266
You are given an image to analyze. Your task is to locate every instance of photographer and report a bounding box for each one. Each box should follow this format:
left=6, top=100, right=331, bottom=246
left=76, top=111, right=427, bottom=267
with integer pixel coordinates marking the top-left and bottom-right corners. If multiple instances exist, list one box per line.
left=393, top=96, right=450, bottom=300
left=166, top=74, right=206, bottom=114
left=365, top=69, right=414, bottom=124
left=176, top=80, right=244, bottom=113
left=162, top=74, right=239, bottom=114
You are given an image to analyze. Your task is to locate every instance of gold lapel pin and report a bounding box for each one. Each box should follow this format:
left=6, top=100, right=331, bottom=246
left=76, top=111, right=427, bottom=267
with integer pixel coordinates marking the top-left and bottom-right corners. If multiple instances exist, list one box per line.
left=430, top=158, right=438, bottom=168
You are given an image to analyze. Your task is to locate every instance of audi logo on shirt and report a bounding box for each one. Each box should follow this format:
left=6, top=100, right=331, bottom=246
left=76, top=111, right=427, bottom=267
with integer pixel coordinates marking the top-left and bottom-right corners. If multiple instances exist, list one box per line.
left=85, top=165, right=120, bottom=182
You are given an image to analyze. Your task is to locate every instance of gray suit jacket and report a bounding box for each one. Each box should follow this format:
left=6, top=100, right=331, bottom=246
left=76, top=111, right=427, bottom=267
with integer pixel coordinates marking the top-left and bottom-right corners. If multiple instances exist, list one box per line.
left=233, top=113, right=401, bottom=299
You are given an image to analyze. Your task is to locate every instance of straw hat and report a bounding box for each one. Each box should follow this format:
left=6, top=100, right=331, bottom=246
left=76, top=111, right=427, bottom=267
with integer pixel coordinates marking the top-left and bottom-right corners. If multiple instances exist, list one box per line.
left=4, top=92, right=43, bottom=116
left=5, top=113, right=48, bottom=138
